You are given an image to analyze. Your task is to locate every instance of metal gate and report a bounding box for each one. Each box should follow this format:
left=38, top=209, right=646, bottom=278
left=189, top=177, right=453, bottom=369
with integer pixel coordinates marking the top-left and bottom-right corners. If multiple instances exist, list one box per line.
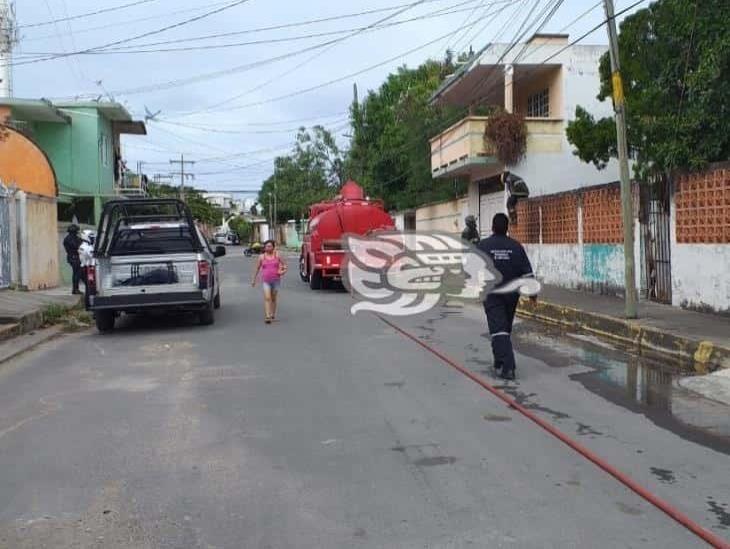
left=0, top=187, right=10, bottom=289
left=640, top=177, right=672, bottom=303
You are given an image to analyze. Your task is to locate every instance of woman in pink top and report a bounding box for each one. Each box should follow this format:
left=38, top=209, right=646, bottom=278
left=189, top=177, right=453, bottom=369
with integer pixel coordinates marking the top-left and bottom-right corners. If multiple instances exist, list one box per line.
left=251, top=240, right=288, bottom=323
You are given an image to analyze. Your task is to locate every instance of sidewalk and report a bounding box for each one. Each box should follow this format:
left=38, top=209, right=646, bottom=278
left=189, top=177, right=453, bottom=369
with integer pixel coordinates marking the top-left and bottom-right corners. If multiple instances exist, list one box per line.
left=518, top=285, right=730, bottom=372
left=0, top=287, right=81, bottom=342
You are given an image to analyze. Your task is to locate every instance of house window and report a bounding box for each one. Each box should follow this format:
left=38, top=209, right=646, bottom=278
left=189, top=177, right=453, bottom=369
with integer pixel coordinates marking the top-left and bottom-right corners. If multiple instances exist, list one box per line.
left=100, top=134, right=110, bottom=167
left=527, top=88, right=550, bottom=118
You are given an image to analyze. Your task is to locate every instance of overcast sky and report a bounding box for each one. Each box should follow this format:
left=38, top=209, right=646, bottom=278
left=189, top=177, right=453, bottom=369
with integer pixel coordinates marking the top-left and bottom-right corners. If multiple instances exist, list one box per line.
left=12, top=0, right=644, bottom=196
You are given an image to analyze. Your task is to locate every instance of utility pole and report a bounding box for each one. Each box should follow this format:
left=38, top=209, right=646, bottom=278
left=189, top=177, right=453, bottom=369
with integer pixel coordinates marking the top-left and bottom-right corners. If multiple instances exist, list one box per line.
left=273, top=180, right=277, bottom=241
left=169, top=154, right=195, bottom=202
left=604, top=0, right=637, bottom=319
left=0, top=0, right=17, bottom=97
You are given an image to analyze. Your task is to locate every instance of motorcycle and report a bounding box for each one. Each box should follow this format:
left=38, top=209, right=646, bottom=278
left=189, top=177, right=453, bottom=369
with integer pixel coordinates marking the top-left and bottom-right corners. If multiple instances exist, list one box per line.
left=243, top=242, right=263, bottom=257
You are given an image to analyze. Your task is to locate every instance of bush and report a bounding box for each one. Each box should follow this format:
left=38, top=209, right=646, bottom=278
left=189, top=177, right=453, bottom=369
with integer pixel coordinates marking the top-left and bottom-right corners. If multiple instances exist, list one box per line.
left=484, top=110, right=527, bottom=166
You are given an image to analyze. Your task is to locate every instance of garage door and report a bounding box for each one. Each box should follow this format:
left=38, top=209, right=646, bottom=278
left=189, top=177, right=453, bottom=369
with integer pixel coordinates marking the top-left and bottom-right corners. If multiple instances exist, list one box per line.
left=479, top=191, right=506, bottom=237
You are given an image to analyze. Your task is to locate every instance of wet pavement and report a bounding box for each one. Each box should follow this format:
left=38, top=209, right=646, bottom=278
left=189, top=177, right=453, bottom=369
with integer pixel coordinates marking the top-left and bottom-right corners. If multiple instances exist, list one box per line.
left=513, top=323, right=730, bottom=447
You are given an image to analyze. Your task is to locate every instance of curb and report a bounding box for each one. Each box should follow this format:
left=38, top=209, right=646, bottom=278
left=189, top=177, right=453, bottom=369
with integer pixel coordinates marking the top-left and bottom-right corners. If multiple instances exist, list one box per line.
left=517, top=299, right=730, bottom=373
left=0, top=325, right=65, bottom=366
left=0, top=294, right=83, bottom=346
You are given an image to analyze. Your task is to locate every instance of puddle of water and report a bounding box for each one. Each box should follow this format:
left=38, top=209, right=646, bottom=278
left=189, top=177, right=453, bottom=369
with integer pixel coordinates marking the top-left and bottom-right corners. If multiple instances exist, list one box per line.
left=513, top=322, right=730, bottom=453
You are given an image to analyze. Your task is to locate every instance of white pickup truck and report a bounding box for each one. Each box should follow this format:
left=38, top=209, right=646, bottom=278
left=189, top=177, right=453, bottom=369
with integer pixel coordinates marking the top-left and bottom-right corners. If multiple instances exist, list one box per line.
left=87, top=199, right=226, bottom=333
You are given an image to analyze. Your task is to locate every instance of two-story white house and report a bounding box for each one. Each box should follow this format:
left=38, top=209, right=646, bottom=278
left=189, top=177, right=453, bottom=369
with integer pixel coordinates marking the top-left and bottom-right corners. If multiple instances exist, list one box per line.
left=429, top=33, right=621, bottom=236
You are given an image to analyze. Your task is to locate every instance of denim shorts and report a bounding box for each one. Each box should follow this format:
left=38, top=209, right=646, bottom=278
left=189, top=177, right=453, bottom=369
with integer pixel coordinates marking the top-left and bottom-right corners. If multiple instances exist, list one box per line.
left=262, top=279, right=281, bottom=292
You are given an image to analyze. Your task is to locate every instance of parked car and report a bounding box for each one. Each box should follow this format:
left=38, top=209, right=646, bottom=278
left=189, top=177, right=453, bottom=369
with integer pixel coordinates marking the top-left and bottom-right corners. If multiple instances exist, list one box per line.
left=87, top=199, right=226, bottom=333
left=214, top=232, right=240, bottom=245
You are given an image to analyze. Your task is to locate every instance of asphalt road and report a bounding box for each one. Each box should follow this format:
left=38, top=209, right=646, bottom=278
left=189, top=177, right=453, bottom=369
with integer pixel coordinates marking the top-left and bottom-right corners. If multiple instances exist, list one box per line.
left=0, top=253, right=728, bottom=548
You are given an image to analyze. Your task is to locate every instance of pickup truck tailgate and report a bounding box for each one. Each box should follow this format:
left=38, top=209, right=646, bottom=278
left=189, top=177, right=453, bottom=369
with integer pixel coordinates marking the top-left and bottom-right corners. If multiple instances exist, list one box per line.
left=99, top=254, right=199, bottom=292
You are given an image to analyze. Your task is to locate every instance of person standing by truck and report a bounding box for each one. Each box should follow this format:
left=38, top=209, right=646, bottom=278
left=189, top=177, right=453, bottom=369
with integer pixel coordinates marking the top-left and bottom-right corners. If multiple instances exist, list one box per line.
left=63, top=224, right=83, bottom=295
left=79, top=230, right=96, bottom=308
left=251, top=240, right=288, bottom=324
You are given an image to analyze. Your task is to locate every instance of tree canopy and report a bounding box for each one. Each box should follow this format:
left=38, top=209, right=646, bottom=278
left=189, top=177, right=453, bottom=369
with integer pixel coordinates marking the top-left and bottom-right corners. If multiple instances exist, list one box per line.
left=566, top=0, right=730, bottom=179
left=345, top=58, right=468, bottom=210
left=146, top=183, right=222, bottom=226
left=258, top=126, right=343, bottom=223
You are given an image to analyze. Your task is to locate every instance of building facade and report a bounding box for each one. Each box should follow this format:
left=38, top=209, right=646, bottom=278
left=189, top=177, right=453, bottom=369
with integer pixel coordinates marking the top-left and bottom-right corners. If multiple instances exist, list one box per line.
left=0, top=99, right=146, bottom=224
left=0, top=123, right=59, bottom=289
left=429, top=34, right=621, bottom=236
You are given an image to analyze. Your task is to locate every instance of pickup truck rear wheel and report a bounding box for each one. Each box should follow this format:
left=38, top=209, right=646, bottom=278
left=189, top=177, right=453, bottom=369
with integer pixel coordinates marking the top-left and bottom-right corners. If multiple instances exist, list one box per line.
left=95, top=310, right=115, bottom=333
left=213, top=290, right=221, bottom=309
left=309, top=268, right=322, bottom=290
left=199, top=301, right=215, bottom=325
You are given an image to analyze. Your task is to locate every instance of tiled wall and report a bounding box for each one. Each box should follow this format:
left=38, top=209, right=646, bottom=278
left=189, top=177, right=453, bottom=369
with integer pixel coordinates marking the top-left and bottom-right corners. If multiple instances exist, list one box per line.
left=675, top=167, right=730, bottom=244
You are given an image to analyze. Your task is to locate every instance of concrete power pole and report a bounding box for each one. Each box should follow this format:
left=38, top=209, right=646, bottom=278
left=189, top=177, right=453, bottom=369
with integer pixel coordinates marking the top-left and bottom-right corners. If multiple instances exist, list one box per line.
left=169, top=154, right=195, bottom=202
left=0, top=0, right=17, bottom=97
left=604, top=0, right=637, bottom=319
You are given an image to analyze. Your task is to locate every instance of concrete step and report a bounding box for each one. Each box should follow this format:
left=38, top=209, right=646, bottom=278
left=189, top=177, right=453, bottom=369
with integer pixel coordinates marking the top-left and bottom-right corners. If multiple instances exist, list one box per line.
left=0, top=323, right=21, bottom=344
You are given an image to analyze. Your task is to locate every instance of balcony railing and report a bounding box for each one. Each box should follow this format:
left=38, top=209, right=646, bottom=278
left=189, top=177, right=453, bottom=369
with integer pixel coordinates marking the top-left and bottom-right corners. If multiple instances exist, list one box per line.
left=115, top=172, right=147, bottom=197
left=429, top=116, right=564, bottom=179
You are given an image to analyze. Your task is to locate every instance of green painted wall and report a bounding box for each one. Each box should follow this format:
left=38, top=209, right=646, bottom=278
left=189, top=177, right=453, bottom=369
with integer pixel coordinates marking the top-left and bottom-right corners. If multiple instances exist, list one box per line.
left=32, top=108, right=117, bottom=197
left=32, top=107, right=117, bottom=222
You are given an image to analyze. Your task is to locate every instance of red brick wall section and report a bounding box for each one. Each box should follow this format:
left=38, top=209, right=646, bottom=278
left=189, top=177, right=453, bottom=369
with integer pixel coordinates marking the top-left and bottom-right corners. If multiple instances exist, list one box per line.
left=510, top=200, right=540, bottom=243
left=540, top=194, right=579, bottom=244
left=510, top=194, right=578, bottom=244
left=675, top=167, right=730, bottom=244
left=582, top=186, right=624, bottom=243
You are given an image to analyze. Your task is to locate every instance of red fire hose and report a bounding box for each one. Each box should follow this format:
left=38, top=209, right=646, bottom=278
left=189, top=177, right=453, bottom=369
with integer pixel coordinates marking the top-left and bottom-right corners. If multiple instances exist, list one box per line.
left=378, top=315, right=730, bottom=549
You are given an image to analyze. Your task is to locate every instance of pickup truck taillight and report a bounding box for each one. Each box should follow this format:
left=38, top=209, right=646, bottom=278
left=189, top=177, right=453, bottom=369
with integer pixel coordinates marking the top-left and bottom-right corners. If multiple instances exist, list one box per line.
left=198, top=260, right=210, bottom=289
left=86, top=265, right=97, bottom=295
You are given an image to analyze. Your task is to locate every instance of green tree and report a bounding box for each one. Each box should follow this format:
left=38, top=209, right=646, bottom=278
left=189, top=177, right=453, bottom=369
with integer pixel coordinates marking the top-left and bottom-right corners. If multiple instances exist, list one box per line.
left=566, top=0, right=730, bottom=179
left=228, top=216, right=251, bottom=242
left=258, top=126, right=343, bottom=223
left=146, top=183, right=222, bottom=225
left=345, top=56, right=468, bottom=210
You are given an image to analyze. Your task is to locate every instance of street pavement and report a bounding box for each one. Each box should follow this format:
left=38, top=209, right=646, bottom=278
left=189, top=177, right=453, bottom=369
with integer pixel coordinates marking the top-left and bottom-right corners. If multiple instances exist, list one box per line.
left=0, top=254, right=727, bottom=548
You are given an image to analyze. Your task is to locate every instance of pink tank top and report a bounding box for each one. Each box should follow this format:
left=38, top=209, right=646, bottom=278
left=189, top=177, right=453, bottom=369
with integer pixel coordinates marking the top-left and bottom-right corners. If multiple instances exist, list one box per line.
left=261, top=254, right=281, bottom=283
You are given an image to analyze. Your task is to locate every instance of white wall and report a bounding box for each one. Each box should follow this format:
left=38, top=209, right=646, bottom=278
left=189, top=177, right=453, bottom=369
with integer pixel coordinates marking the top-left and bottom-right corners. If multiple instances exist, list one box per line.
left=392, top=213, right=405, bottom=232
left=415, top=198, right=468, bottom=235
left=671, top=245, right=730, bottom=313
left=524, top=243, right=583, bottom=288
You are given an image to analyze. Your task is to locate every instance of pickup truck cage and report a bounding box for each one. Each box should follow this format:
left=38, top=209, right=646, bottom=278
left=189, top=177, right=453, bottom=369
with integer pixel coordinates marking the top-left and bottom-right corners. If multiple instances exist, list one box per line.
left=95, top=199, right=202, bottom=258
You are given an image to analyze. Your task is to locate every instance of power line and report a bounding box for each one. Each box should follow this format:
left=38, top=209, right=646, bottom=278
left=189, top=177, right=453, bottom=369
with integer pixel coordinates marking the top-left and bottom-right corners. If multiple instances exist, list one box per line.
left=17, top=0, right=162, bottom=29
left=8, top=0, right=253, bottom=67
left=20, top=1, right=234, bottom=43
left=72, top=2, right=477, bottom=98
left=199, top=0, right=440, bottom=113
left=155, top=117, right=350, bottom=135
left=127, top=2, right=513, bottom=112
left=445, top=0, right=489, bottom=54
left=94, top=0, right=473, bottom=49
left=19, top=1, right=493, bottom=57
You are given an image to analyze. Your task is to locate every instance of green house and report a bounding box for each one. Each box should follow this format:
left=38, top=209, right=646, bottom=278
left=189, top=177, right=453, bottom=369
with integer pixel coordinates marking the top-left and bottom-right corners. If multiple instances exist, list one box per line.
left=0, top=98, right=146, bottom=224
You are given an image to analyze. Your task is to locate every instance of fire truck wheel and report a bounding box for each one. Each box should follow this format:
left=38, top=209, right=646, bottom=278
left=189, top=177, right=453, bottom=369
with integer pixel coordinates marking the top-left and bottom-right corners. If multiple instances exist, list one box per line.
left=309, top=269, right=323, bottom=290
left=299, top=256, right=309, bottom=282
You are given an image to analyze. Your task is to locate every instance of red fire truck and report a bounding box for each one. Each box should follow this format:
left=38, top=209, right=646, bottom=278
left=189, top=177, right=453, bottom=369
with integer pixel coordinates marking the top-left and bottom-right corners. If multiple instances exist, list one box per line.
left=299, top=180, right=395, bottom=289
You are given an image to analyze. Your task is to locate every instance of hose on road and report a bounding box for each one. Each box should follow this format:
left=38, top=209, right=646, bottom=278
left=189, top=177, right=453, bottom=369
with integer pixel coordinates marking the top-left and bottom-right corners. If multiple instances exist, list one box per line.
left=378, top=314, right=730, bottom=549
